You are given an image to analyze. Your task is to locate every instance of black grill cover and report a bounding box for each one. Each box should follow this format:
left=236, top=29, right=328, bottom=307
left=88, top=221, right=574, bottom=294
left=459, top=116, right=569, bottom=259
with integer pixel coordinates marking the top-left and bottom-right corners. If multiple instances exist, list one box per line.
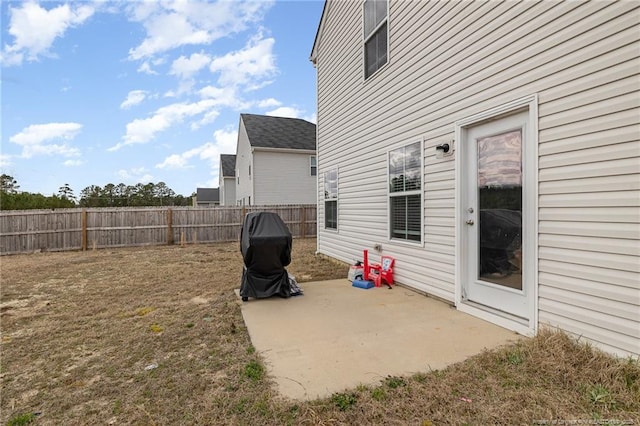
left=239, top=212, right=292, bottom=299
left=479, top=209, right=522, bottom=274
left=479, top=209, right=521, bottom=250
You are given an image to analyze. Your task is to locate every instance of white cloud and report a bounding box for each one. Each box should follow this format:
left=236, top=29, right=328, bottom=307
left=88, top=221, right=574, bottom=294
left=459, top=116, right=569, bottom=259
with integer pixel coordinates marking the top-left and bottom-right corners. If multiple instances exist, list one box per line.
left=305, top=112, right=318, bottom=124
left=213, top=128, right=238, bottom=153
left=0, top=154, right=12, bottom=168
left=137, top=61, right=158, bottom=75
left=198, top=85, right=249, bottom=110
left=265, top=106, right=316, bottom=123
left=245, top=79, right=275, bottom=92
left=127, top=1, right=273, bottom=60
left=120, top=90, right=148, bottom=109
left=155, top=127, right=237, bottom=183
left=266, top=106, right=303, bottom=119
left=209, top=34, right=277, bottom=87
left=257, top=98, right=281, bottom=108
left=170, top=52, right=211, bottom=79
left=26, top=144, right=80, bottom=158
left=63, top=159, right=84, bottom=166
left=155, top=153, right=193, bottom=170
left=163, top=79, right=197, bottom=98
left=117, top=167, right=153, bottom=184
left=10, top=122, right=82, bottom=158
left=110, top=99, right=220, bottom=151
left=190, top=110, right=220, bottom=131
left=198, top=85, right=232, bottom=101
left=2, top=1, right=95, bottom=66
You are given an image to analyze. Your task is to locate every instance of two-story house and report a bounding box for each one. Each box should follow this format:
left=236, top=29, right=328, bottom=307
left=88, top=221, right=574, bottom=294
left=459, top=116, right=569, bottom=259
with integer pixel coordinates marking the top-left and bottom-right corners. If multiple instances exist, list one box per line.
left=311, top=0, right=639, bottom=357
left=218, top=154, right=236, bottom=206
left=234, top=114, right=317, bottom=206
left=193, top=187, right=219, bottom=207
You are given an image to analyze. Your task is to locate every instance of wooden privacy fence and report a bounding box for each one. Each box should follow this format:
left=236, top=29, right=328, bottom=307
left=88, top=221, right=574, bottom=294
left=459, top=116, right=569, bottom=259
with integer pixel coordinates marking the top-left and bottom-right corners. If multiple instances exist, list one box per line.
left=0, top=205, right=317, bottom=255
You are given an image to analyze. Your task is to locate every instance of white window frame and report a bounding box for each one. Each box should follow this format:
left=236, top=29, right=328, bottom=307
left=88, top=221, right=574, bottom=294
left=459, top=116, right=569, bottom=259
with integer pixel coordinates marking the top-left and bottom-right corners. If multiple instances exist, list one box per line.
left=310, top=155, right=317, bottom=176
left=387, top=139, right=423, bottom=245
left=324, top=168, right=338, bottom=231
left=363, top=0, right=389, bottom=80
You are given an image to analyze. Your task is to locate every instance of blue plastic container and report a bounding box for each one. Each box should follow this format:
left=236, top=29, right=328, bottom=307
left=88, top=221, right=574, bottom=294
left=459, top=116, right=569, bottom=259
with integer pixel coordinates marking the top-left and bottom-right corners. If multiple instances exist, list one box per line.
left=352, top=279, right=374, bottom=289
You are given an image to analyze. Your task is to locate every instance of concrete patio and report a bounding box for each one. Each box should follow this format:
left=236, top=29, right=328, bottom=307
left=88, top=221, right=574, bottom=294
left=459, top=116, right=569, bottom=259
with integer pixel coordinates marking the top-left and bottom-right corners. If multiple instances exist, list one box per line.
left=239, top=279, right=522, bottom=400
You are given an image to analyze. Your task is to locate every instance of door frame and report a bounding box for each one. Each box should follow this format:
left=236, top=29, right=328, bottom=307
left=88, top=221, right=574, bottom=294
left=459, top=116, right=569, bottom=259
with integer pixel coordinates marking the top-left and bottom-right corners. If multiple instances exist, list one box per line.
left=454, top=95, right=539, bottom=336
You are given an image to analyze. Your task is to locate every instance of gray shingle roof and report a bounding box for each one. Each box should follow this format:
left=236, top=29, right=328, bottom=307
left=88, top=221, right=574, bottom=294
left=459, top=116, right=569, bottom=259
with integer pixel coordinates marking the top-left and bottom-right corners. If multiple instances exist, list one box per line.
left=196, top=188, right=219, bottom=202
left=220, top=154, right=236, bottom=177
left=241, top=113, right=316, bottom=151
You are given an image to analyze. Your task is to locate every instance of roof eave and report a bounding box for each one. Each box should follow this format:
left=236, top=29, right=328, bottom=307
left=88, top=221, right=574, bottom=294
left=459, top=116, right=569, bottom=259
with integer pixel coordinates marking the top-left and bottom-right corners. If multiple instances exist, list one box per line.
left=252, top=147, right=316, bottom=154
left=309, top=0, right=329, bottom=65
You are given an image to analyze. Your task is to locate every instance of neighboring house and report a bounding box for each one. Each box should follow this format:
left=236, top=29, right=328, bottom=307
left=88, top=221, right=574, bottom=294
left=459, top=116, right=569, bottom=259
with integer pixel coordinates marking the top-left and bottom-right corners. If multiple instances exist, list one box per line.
left=193, top=188, right=219, bottom=207
left=311, top=1, right=639, bottom=357
left=219, top=154, right=236, bottom=206
left=234, top=113, right=317, bottom=206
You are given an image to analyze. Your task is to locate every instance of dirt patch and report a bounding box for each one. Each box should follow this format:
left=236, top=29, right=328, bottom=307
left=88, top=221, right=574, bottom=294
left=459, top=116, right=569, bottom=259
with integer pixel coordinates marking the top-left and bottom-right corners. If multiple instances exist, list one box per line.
left=1, top=238, right=638, bottom=425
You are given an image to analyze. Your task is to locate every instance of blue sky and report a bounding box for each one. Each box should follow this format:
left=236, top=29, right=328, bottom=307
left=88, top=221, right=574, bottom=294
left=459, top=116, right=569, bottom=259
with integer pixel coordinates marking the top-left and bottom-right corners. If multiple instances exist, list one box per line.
left=1, top=0, right=323, bottom=198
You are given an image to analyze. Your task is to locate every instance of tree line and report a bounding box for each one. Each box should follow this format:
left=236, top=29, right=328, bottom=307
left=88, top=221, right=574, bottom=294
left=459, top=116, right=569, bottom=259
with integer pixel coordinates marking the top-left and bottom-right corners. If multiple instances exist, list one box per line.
left=0, top=174, right=193, bottom=210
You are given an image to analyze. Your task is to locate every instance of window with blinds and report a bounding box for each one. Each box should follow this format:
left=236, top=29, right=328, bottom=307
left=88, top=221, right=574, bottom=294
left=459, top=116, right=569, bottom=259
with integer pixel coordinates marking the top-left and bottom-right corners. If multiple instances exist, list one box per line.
left=389, top=141, right=421, bottom=242
left=364, top=0, right=388, bottom=79
left=324, top=169, right=338, bottom=230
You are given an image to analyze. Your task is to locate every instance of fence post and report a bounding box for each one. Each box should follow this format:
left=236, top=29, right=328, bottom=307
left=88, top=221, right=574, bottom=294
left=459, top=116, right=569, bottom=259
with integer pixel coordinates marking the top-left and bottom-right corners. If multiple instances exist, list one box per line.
left=301, top=206, right=306, bottom=238
left=81, top=209, right=87, bottom=251
left=167, top=208, right=174, bottom=245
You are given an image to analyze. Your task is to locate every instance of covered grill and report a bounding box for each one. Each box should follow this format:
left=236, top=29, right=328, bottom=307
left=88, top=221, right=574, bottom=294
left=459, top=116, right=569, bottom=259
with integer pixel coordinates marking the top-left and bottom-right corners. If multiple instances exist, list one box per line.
left=479, top=209, right=522, bottom=275
left=239, top=212, right=292, bottom=301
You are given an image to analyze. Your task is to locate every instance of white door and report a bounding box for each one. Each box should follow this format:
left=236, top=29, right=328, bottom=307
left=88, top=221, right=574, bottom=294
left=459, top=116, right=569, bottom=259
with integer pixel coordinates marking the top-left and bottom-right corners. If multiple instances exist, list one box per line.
left=461, top=110, right=532, bottom=320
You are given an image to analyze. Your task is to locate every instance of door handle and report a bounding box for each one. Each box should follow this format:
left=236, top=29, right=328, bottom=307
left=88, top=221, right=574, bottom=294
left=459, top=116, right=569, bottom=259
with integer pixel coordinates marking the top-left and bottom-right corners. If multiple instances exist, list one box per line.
left=465, top=219, right=474, bottom=225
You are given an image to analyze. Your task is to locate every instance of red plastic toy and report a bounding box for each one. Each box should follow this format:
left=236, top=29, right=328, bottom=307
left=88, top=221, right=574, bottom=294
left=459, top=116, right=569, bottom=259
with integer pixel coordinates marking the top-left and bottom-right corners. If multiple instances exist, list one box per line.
left=363, top=249, right=395, bottom=288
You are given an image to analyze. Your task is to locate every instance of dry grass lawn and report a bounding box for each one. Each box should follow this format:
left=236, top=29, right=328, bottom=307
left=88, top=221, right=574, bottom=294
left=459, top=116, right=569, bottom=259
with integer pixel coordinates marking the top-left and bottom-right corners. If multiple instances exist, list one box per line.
left=1, top=239, right=639, bottom=425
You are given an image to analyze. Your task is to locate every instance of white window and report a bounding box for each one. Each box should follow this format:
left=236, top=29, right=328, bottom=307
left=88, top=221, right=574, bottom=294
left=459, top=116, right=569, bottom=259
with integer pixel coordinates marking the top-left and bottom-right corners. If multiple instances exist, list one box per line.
left=310, top=156, right=317, bottom=176
left=324, top=169, right=338, bottom=230
left=364, top=0, right=388, bottom=79
left=389, top=141, right=422, bottom=242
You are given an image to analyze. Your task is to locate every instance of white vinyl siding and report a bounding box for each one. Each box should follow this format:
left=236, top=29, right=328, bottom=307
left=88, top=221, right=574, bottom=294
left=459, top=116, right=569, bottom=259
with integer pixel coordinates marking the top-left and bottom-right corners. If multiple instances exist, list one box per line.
left=537, top=78, right=640, bottom=357
left=315, top=0, right=639, bottom=356
left=220, top=177, right=236, bottom=206
left=253, top=151, right=317, bottom=205
left=234, top=121, right=253, bottom=205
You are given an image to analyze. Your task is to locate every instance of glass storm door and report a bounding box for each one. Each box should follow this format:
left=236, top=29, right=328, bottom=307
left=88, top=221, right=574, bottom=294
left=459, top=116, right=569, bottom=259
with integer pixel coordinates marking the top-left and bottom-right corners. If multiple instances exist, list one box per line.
left=463, top=111, right=530, bottom=319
